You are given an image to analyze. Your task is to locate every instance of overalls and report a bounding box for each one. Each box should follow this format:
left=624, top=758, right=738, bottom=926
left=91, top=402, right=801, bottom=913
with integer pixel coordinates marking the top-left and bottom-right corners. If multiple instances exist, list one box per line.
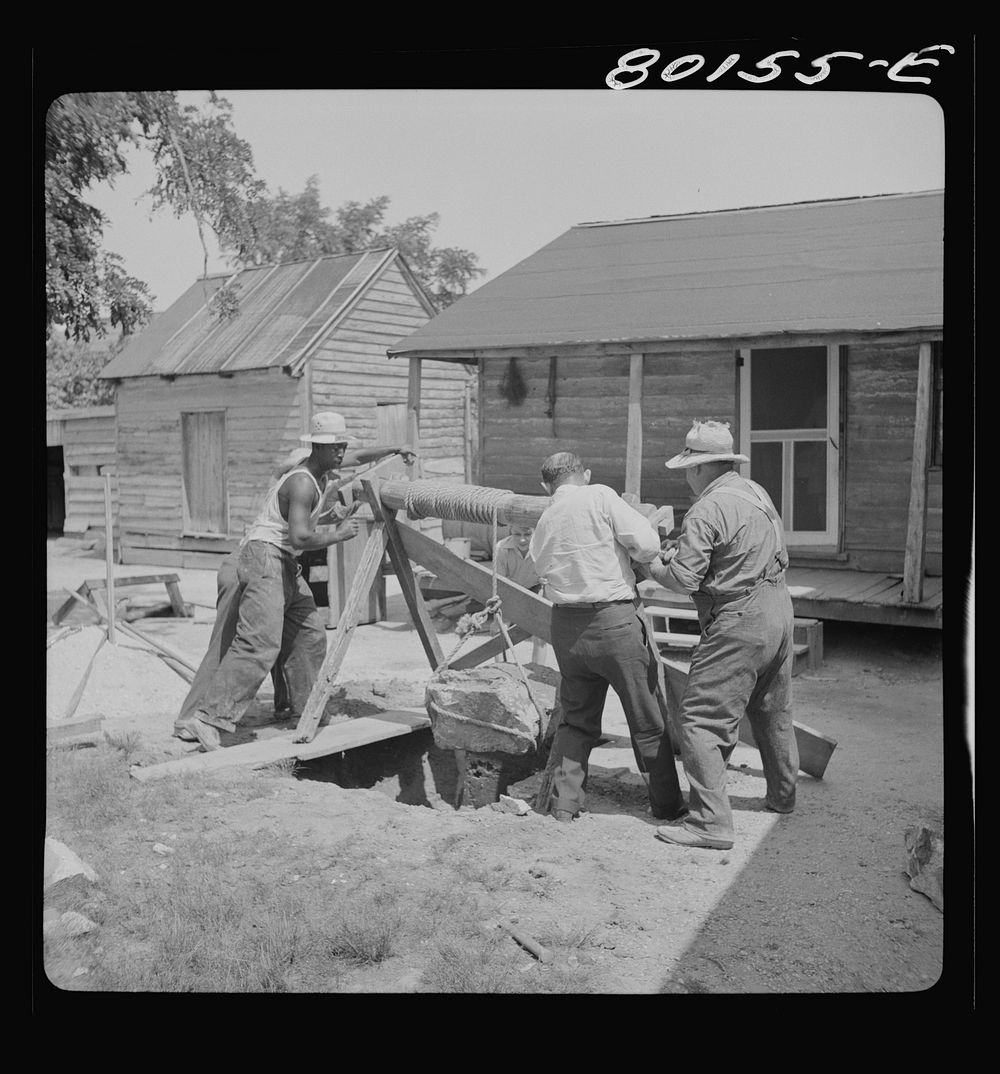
left=677, top=484, right=799, bottom=841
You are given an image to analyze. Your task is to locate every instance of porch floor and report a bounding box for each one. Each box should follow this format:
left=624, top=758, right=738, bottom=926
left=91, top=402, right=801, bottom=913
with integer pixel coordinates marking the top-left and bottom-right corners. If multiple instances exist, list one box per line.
left=639, top=568, right=943, bottom=630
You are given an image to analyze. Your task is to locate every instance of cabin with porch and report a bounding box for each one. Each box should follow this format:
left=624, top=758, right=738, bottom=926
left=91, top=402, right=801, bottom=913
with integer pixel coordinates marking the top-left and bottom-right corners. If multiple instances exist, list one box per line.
left=388, top=191, right=944, bottom=629
left=98, top=249, right=474, bottom=578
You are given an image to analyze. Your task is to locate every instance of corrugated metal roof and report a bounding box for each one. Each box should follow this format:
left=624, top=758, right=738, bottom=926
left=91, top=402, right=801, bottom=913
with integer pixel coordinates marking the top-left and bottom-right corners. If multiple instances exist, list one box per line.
left=100, top=250, right=396, bottom=378
left=388, top=191, right=943, bottom=358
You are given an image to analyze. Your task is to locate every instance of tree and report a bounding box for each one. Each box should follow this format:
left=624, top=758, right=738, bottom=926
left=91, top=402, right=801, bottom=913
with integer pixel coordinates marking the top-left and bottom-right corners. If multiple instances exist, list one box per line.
left=46, top=93, right=483, bottom=348
left=230, top=178, right=484, bottom=309
left=46, top=333, right=122, bottom=409
left=45, top=91, right=264, bottom=342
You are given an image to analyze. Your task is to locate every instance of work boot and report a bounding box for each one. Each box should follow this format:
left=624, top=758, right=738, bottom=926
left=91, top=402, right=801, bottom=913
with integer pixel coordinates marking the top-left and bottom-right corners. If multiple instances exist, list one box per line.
left=175, top=716, right=221, bottom=752
left=655, top=824, right=733, bottom=850
left=551, top=809, right=576, bottom=824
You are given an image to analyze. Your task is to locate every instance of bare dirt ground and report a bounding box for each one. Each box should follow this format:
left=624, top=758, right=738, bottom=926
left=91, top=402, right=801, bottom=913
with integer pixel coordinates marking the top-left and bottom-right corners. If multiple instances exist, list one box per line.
left=44, top=536, right=953, bottom=994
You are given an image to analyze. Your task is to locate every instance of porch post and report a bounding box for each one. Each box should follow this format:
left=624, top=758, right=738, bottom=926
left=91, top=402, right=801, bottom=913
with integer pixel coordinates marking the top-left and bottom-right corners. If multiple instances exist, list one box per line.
left=902, top=343, right=934, bottom=604
left=625, top=352, right=644, bottom=499
left=407, top=357, right=422, bottom=478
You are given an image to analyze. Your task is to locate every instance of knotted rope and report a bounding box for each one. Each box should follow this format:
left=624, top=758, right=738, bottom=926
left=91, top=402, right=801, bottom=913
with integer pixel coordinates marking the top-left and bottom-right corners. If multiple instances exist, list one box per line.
left=404, top=481, right=514, bottom=525
left=432, top=502, right=548, bottom=748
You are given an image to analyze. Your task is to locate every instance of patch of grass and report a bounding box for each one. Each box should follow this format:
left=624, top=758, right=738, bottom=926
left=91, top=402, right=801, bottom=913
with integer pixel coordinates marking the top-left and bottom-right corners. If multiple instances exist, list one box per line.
left=46, top=743, right=132, bottom=831
left=56, top=831, right=351, bottom=993
left=537, top=919, right=603, bottom=951
left=421, top=936, right=523, bottom=993
left=422, top=932, right=603, bottom=994
left=103, top=729, right=143, bottom=764
left=259, top=757, right=300, bottom=779
left=325, top=890, right=403, bottom=966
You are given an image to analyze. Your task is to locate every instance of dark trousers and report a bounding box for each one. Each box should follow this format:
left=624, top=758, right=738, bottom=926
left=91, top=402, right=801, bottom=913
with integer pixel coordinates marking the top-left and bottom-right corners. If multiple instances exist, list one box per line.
left=190, top=542, right=327, bottom=732
left=680, top=578, right=799, bottom=839
left=548, top=601, right=684, bottom=818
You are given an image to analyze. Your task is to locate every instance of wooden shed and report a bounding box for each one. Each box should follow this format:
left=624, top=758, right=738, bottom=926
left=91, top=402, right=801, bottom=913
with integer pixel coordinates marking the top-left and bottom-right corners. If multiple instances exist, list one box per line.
left=388, top=191, right=944, bottom=628
left=99, top=248, right=474, bottom=571
left=46, top=405, right=118, bottom=537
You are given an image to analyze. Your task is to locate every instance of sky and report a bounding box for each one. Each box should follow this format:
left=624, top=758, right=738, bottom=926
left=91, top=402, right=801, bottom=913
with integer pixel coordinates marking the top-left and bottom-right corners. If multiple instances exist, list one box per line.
left=85, top=88, right=945, bottom=313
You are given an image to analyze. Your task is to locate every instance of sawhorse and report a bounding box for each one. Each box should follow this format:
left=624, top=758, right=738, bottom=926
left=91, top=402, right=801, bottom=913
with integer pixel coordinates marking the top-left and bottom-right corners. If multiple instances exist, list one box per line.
left=51, top=573, right=190, bottom=625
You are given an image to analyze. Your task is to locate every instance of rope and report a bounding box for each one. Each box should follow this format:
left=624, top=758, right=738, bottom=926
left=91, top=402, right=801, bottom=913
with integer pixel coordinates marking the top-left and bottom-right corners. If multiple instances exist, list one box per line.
left=431, top=502, right=549, bottom=749
left=404, top=481, right=514, bottom=524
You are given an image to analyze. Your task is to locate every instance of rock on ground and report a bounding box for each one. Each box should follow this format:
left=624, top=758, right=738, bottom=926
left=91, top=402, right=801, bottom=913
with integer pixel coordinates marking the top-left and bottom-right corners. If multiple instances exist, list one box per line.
left=43, top=911, right=99, bottom=938
left=44, top=838, right=98, bottom=890
left=904, top=824, right=944, bottom=912
left=426, top=665, right=542, bottom=753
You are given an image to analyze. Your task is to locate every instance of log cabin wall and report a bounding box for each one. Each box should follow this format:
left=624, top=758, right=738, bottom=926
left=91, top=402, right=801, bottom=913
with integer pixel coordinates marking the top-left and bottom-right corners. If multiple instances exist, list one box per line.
left=843, top=341, right=942, bottom=575
left=114, top=368, right=306, bottom=566
left=52, top=408, right=119, bottom=535
left=310, top=260, right=471, bottom=481
left=479, top=349, right=734, bottom=527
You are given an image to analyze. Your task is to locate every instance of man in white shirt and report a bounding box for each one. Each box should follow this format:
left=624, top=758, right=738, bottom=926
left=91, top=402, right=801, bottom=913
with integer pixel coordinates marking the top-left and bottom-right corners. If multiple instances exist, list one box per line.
left=529, top=452, right=685, bottom=823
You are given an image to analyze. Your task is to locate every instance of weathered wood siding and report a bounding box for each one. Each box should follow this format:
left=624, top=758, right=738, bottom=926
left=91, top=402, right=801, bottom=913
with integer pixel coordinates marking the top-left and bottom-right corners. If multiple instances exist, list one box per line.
left=309, top=261, right=472, bottom=481
left=843, top=342, right=942, bottom=575
left=52, top=408, right=119, bottom=534
left=115, top=369, right=306, bottom=562
left=480, top=350, right=734, bottom=519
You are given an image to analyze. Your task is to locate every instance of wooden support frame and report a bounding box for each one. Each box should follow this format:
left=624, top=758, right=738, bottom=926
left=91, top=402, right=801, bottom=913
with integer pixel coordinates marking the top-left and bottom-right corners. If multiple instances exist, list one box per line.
left=293, top=521, right=391, bottom=743
left=361, top=478, right=444, bottom=672
left=902, top=341, right=935, bottom=604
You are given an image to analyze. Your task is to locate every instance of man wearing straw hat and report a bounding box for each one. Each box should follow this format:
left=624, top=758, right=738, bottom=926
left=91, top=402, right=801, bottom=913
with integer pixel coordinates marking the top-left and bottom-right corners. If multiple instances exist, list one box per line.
left=174, top=412, right=413, bottom=752
left=648, top=420, right=798, bottom=850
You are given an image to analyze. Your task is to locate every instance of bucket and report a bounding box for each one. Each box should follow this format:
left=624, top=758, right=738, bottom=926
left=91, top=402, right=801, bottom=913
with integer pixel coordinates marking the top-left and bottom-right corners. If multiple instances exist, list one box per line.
left=443, top=537, right=472, bottom=560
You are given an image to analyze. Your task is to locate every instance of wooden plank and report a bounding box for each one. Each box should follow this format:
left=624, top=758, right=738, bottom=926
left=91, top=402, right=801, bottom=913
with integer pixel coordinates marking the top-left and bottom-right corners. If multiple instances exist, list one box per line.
left=902, top=341, right=934, bottom=603
left=450, top=625, right=533, bottom=669
left=63, top=635, right=107, bottom=719
left=325, top=517, right=384, bottom=627
left=362, top=478, right=444, bottom=672
left=790, top=596, right=942, bottom=628
left=843, top=576, right=903, bottom=604
left=294, top=524, right=390, bottom=743
left=47, top=715, right=106, bottom=744
left=50, top=583, right=90, bottom=626
left=83, top=574, right=181, bottom=591
left=130, top=711, right=431, bottom=782
left=916, top=576, right=944, bottom=604
left=662, top=655, right=837, bottom=778
left=739, top=716, right=838, bottom=780
left=396, top=524, right=554, bottom=642
left=624, top=352, right=644, bottom=499
left=407, top=357, right=422, bottom=469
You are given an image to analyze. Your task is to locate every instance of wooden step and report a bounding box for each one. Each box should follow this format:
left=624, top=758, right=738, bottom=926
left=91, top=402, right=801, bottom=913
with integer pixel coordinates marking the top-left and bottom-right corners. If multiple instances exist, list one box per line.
left=129, top=710, right=430, bottom=783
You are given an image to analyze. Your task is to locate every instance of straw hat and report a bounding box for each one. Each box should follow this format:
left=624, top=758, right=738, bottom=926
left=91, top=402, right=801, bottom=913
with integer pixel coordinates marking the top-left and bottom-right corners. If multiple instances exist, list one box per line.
left=300, top=411, right=352, bottom=445
left=664, top=420, right=749, bottom=469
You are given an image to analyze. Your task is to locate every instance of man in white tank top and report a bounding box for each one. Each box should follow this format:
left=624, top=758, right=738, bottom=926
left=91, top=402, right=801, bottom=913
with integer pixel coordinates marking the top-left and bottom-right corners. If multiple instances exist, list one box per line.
left=175, top=412, right=413, bottom=752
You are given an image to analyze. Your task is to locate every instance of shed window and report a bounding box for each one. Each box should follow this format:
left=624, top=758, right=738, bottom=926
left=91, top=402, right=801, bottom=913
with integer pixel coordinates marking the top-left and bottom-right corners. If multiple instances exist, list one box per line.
left=739, top=345, right=840, bottom=547
left=181, top=411, right=229, bottom=535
